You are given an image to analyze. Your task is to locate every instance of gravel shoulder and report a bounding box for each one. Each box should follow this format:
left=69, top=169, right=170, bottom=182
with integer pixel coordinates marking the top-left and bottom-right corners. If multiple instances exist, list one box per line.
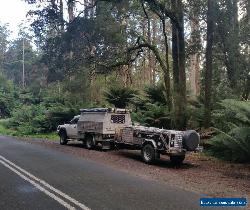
left=6, top=136, right=250, bottom=200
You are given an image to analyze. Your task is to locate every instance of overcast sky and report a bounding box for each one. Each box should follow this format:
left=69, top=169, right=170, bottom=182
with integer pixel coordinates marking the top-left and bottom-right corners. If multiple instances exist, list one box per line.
left=0, top=0, right=33, bottom=39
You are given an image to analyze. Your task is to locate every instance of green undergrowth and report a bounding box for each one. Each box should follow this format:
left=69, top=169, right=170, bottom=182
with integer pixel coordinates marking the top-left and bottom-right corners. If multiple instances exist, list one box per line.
left=0, top=119, right=58, bottom=141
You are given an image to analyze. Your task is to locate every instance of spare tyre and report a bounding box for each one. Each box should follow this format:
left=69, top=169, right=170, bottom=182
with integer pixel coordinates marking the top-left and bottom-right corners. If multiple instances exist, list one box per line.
left=182, top=130, right=200, bottom=151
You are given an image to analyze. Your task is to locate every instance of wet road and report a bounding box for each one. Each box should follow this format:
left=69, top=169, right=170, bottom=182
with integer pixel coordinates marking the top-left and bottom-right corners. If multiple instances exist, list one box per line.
left=0, top=136, right=239, bottom=210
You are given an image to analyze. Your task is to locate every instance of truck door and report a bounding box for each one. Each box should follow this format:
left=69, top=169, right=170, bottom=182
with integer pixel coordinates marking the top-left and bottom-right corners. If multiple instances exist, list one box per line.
left=67, top=116, right=79, bottom=138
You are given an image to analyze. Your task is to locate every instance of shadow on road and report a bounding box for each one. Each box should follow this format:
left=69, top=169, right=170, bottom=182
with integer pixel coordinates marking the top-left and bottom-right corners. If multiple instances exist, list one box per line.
left=65, top=142, right=197, bottom=169
left=66, top=142, right=105, bottom=151
left=116, top=150, right=198, bottom=169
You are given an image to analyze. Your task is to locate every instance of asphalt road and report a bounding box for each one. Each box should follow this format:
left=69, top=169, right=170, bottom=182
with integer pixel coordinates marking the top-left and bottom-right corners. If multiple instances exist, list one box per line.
left=0, top=136, right=242, bottom=210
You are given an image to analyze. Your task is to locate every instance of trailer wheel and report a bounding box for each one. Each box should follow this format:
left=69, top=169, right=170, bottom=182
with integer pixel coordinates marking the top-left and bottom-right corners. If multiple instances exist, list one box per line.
left=85, top=135, right=95, bottom=150
left=59, top=131, right=68, bottom=145
left=170, top=155, right=185, bottom=165
left=141, top=144, right=156, bottom=164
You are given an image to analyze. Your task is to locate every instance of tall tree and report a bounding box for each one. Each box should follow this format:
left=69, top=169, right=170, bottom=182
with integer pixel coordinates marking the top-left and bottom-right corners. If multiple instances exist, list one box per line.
left=187, top=0, right=202, bottom=98
left=171, top=0, right=187, bottom=128
left=217, top=0, right=241, bottom=89
left=0, top=23, right=9, bottom=72
left=204, top=0, right=215, bottom=128
left=68, top=0, right=75, bottom=22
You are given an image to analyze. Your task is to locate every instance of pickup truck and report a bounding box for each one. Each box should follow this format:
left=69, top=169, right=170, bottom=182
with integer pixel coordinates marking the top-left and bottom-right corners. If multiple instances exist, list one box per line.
left=57, top=108, right=132, bottom=149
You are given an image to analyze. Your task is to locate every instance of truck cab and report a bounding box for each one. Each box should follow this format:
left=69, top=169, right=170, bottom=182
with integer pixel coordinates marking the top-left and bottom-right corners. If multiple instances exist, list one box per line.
left=57, top=115, right=80, bottom=144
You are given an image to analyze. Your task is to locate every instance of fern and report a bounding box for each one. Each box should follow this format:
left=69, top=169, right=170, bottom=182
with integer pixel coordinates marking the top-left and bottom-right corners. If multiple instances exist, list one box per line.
left=209, top=100, right=250, bottom=162
left=104, top=87, right=137, bottom=108
left=213, top=99, right=250, bottom=131
left=208, top=127, right=250, bottom=163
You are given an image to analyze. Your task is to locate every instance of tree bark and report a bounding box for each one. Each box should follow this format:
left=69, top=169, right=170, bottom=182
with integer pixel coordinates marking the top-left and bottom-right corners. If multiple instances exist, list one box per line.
left=151, top=16, right=157, bottom=85
left=189, top=15, right=201, bottom=98
left=59, top=0, right=64, bottom=33
left=161, top=17, right=172, bottom=110
left=242, top=75, right=250, bottom=100
left=142, top=2, right=152, bottom=84
left=67, top=0, right=75, bottom=22
left=171, top=0, right=187, bottom=129
left=219, top=0, right=240, bottom=89
left=204, top=0, right=215, bottom=128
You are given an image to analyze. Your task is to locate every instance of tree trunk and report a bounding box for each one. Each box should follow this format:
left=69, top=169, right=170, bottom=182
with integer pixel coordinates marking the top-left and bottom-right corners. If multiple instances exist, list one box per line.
left=189, top=16, right=201, bottom=98
left=242, top=75, right=250, bottom=100
left=142, top=2, right=152, bottom=85
left=204, top=0, right=215, bottom=128
left=151, top=16, right=157, bottom=85
left=161, top=17, right=172, bottom=110
left=84, top=0, right=89, bottom=17
left=171, top=0, right=187, bottom=129
left=219, top=0, right=240, bottom=89
left=142, top=19, right=147, bottom=86
left=59, top=0, right=64, bottom=33
left=67, top=0, right=75, bottom=22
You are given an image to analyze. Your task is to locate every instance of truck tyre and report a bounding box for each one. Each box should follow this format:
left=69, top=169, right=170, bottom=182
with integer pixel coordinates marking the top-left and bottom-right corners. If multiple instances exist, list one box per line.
left=85, top=135, right=95, bottom=150
left=170, top=155, right=185, bottom=165
left=141, top=144, right=156, bottom=164
left=59, top=131, right=68, bottom=145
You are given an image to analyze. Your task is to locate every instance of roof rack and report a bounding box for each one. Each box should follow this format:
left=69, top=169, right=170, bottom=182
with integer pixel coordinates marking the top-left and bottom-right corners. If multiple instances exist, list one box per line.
left=79, top=108, right=129, bottom=114
left=80, top=108, right=110, bottom=113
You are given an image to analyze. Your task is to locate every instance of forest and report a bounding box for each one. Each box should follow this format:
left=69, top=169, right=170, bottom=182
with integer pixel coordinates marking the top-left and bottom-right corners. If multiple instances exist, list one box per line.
left=0, top=0, right=249, bottom=162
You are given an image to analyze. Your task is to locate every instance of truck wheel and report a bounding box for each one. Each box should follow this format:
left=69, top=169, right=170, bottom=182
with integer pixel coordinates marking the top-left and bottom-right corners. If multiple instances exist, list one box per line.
left=141, top=144, right=156, bottom=164
left=59, top=131, right=68, bottom=145
left=85, top=135, right=95, bottom=150
left=170, top=155, right=185, bottom=165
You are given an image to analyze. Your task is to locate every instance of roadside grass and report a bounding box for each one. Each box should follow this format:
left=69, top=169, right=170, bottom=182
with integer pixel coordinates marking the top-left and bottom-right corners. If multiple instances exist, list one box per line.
left=26, top=132, right=58, bottom=141
left=0, top=119, right=58, bottom=141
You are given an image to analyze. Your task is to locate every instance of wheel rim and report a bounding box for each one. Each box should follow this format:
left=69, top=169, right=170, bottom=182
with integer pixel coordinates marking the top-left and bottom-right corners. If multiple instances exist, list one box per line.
left=144, top=147, right=152, bottom=161
left=60, top=136, right=64, bottom=143
left=86, top=140, right=90, bottom=147
left=86, top=138, right=93, bottom=148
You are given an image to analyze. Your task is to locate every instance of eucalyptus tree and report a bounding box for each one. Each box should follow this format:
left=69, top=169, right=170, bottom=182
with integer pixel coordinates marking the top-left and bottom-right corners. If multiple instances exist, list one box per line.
left=0, top=23, right=10, bottom=72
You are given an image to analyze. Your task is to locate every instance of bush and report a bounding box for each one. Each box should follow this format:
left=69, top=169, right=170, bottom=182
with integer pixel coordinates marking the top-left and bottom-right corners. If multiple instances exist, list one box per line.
left=8, top=104, right=79, bottom=135
left=0, top=74, right=15, bottom=117
left=207, top=99, right=250, bottom=162
left=212, top=99, right=250, bottom=132
left=144, top=84, right=166, bottom=105
left=132, top=103, right=173, bottom=129
left=104, top=87, right=137, bottom=108
left=207, top=127, right=250, bottom=163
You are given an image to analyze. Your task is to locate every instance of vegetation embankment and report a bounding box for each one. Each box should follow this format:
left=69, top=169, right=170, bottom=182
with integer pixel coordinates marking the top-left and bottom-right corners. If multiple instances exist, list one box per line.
left=0, top=0, right=249, bottom=163
left=0, top=119, right=58, bottom=140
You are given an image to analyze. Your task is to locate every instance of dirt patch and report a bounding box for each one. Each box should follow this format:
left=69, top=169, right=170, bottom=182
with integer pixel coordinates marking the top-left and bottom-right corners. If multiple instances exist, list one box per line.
left=16, top=137, right=250, bottom=200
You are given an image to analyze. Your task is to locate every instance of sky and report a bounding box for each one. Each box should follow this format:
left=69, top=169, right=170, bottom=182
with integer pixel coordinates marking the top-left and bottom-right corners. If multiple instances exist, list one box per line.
left=0, top=0, right=33, bottom=39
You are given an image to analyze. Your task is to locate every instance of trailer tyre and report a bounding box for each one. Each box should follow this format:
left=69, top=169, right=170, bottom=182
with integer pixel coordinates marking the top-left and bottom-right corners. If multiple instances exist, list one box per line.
left=182, top=130, right=199, bottom=151
left=59, top=131, right=68, bottom=145
left=86, top=135, right=95, bottom=150
left=141, top=144, right=156, bottom=164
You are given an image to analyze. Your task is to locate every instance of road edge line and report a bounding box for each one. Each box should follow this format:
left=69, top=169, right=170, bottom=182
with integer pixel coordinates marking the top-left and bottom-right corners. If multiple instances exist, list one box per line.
left=0, top=155, right=91, bottom=210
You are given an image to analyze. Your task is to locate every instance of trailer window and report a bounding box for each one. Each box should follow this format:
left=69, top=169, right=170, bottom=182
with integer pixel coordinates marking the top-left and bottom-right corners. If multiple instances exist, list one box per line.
left=111, top=115, right=125, bottom=124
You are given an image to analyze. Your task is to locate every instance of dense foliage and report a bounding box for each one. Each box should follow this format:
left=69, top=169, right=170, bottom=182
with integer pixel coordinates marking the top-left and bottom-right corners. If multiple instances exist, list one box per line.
left=0, top=0, right=249, bottom=162
left=207, top=100, right=250, bottom=162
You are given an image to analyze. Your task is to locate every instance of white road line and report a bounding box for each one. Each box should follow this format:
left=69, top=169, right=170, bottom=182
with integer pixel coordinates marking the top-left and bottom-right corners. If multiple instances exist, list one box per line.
left=0, top=155, right=91, bottom=210
left=0, top=160, right=76, bottom=210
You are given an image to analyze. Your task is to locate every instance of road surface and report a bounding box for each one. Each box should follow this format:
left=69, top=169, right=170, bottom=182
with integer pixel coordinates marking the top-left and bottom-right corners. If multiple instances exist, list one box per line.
left=0, top=136, right=241, bottom=210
